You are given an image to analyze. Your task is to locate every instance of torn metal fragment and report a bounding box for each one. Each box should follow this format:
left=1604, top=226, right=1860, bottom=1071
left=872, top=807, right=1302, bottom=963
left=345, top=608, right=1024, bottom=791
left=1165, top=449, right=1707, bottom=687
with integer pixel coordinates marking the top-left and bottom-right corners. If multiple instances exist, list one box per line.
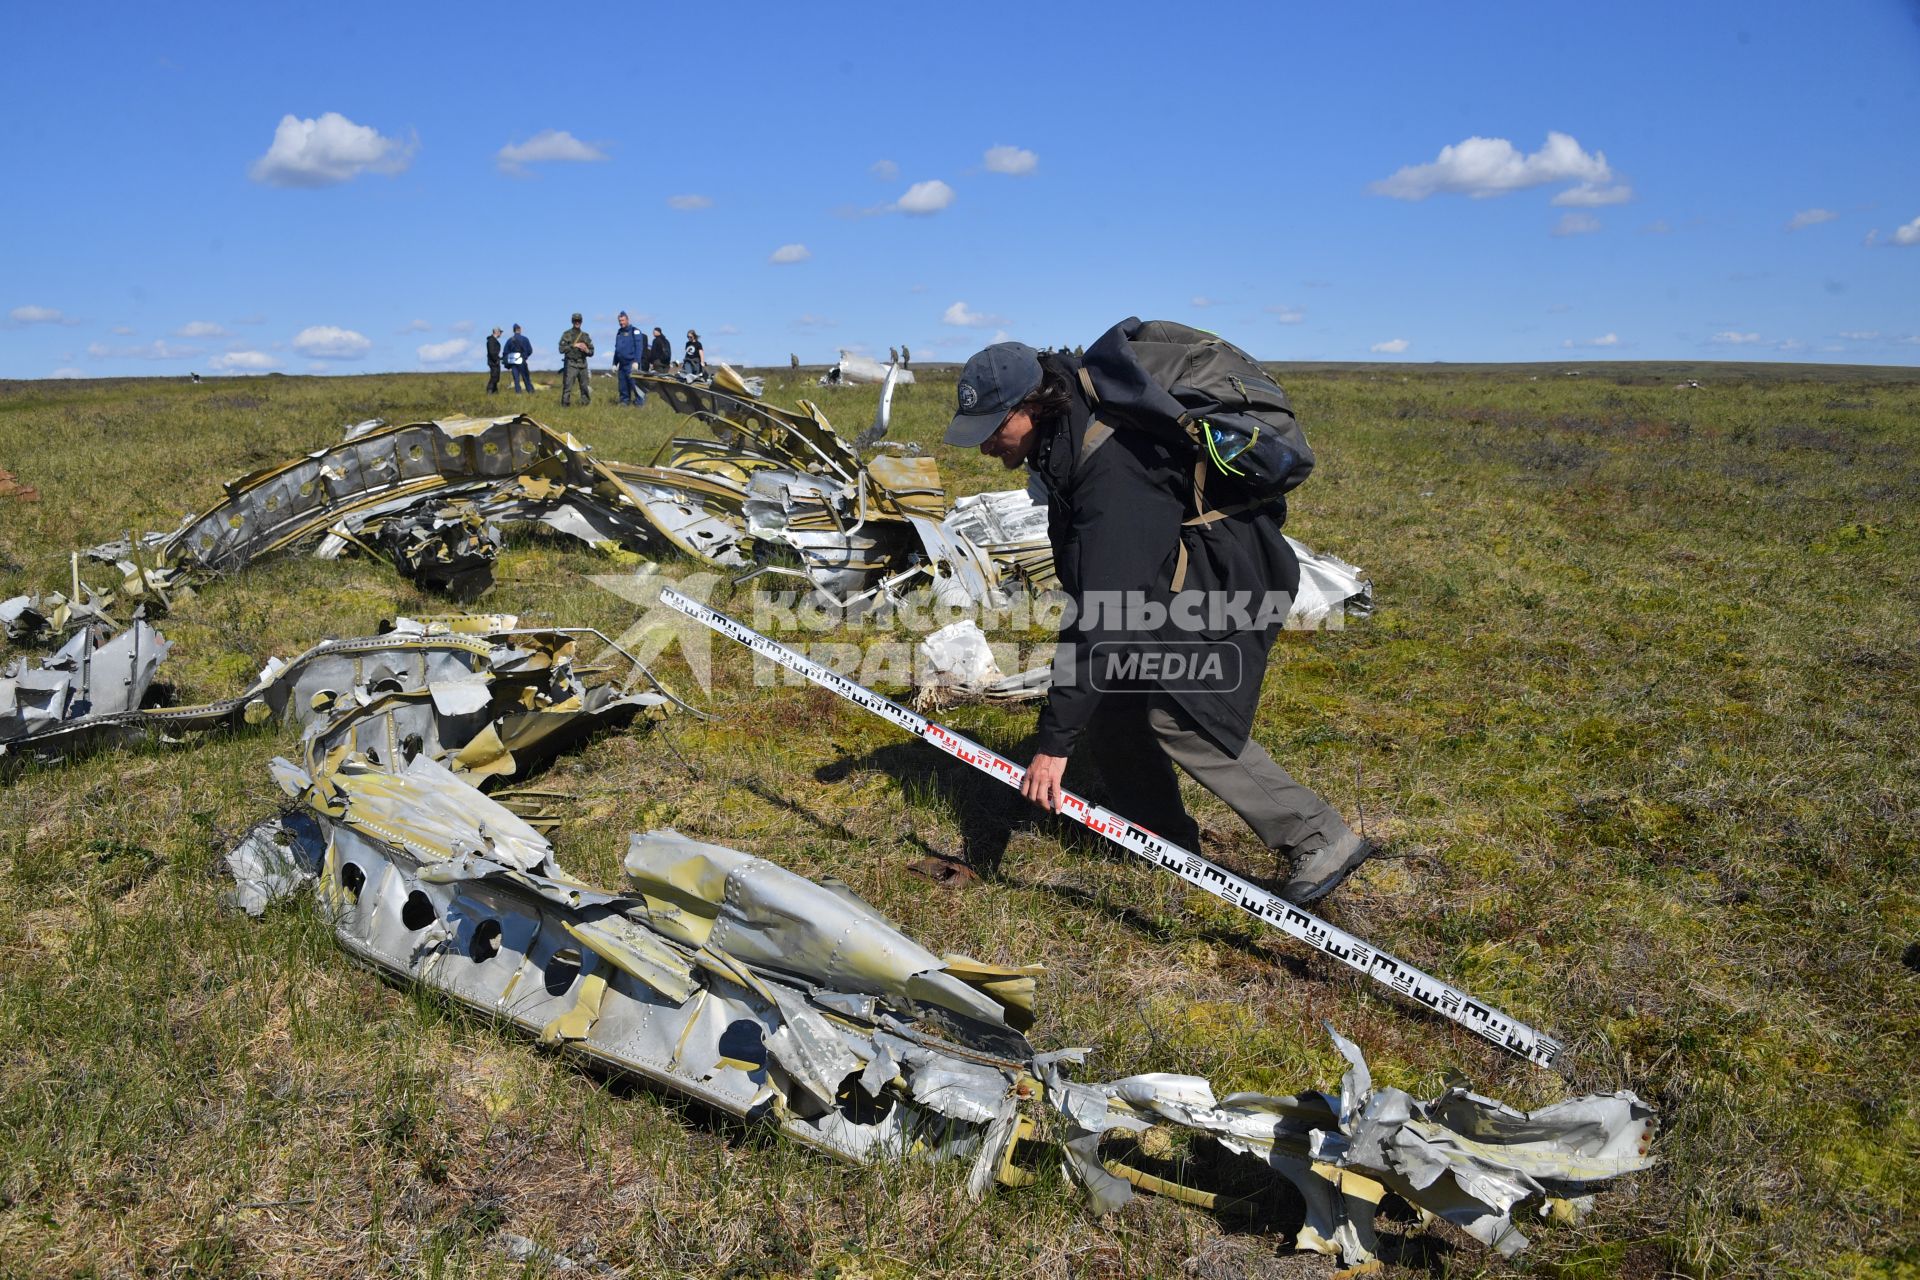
left=913, top=620, right=1050, bottom=707
left=0, top=621, right=169, bottom=749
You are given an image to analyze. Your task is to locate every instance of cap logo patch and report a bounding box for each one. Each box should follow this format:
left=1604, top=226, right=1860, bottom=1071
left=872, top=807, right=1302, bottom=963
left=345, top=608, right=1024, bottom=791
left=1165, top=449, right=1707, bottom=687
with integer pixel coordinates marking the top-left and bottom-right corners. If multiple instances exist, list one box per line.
left=958, top=382, right=979, bottom=410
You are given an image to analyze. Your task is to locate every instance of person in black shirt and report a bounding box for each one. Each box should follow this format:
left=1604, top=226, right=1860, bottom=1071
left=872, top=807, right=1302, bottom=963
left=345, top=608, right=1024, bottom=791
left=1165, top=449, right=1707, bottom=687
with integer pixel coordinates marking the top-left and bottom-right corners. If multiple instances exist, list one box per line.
left=942, top=338, right=1374, bottom=905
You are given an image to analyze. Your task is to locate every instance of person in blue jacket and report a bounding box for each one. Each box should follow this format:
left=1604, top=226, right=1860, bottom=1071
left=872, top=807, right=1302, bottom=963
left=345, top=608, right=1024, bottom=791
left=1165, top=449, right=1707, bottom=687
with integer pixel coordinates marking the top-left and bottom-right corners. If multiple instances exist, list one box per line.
left=503, top=325, right=534, bottom=393
left=613, top=311, right=645, bottom=406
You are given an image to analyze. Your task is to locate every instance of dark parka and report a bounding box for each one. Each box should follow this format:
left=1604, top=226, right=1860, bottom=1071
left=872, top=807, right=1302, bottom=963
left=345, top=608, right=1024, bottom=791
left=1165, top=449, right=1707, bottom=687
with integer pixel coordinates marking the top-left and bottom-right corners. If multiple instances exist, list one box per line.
left=1030, top=349, right=1300, bottom=759
left=649, top=332, right=671, bottom=368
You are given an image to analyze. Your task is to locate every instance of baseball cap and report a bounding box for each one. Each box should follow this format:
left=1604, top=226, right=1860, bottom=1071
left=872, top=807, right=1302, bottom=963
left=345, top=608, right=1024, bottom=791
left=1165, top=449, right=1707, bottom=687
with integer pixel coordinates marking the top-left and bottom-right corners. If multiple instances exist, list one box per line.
left=944, top=342, right=1042, bottom=447
left=571, top=312, right=583, bottom=322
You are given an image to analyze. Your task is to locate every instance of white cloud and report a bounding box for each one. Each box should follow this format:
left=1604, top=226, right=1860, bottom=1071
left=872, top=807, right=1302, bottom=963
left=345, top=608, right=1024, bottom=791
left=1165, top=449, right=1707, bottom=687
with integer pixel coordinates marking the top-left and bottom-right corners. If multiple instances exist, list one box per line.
left=1371, top=131, right=1613, bottom=201
left=1562, top=333, right=1621, bottom=348
left=417, top=338, right=472, bottom=364
left=1265, top=304, right=1304, bottom=324
left=870, top=159, right=899, bottom=180
left=175, top=320, right=227, bottom=338
left=793, top=314, right=836, bottom=330
left=1787, top=208, right=1838, bottom=231
left=1370, top=338, right=1410, bottom=354
left=667, top=193, right=713, bottom=210
left=291, top=325, right=372, bottom=359
left=1553, top=211, right=1602, bottom=237
left=1710, top=331, right=1764, bottom=345
left=494, top=129, right=607, bottom=175
left=943, top=301, right=1007, bottom=328
left=1837, top=330, right=1880, bottom=341
left=1191, top=296, right=1217, bottom=308
left=1552, top=182, right=1634, bottom=207
left=398, top=318, right=432, bottom=333
left=1642, top=219, right=1673, bottom=235
left=210, top=350, right=279, bottom=372
left=983, top=145, right=1037, bottom=176
left=249, top=112, right=415, bottom=187
left=49, top=367, right=86, bottom=379
left=86, top=339, right=199, bottom=360
left=714, top=324, right=740, bottom=335
left=10, top=305, right=76, bottom=325
left=1892, top=216, right=1920, bottom=247
left=448, top=320, right=474, bottom=334
left=768, top=243, right=812, bottom=264
left=894, top=180, right=956, bottom=216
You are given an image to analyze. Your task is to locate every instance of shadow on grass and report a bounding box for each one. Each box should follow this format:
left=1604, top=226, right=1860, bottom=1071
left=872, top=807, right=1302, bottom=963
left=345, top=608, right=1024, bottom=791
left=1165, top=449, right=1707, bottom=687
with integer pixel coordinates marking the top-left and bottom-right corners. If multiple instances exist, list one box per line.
left=808, top=734, right=1309, bottom=975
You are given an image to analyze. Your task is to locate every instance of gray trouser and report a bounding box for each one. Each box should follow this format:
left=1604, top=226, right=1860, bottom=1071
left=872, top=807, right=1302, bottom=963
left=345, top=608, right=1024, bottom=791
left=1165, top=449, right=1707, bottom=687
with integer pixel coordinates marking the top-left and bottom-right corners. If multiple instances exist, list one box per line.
left=1083, top=689, right=1355, bottom=860
left=562, top=362, right=590, bottom=404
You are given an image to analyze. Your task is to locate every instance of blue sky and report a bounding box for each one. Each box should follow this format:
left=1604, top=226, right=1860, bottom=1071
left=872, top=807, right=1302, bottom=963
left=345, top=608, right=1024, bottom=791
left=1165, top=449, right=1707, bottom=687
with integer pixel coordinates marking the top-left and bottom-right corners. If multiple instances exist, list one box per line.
left=4, top=1, right=1918, bottom=377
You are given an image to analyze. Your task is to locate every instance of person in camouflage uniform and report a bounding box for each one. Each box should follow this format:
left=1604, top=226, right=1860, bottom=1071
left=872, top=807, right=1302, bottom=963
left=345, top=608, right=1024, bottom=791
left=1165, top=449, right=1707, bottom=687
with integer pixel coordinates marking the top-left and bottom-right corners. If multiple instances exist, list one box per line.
left=559, top=312, right=594, bottom=406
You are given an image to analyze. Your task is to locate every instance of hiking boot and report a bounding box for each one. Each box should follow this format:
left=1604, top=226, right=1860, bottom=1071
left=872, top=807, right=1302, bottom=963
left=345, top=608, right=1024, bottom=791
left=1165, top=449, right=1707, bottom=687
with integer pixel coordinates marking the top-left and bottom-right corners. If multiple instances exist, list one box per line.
left=1281, top=833, right=1376, bottom=906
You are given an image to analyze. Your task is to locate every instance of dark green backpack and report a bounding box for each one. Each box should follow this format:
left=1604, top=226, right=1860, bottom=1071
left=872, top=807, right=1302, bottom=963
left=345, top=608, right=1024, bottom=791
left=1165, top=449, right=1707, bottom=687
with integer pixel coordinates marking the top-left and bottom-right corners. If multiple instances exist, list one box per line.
left=1078, top=317, right=1315, bottom=519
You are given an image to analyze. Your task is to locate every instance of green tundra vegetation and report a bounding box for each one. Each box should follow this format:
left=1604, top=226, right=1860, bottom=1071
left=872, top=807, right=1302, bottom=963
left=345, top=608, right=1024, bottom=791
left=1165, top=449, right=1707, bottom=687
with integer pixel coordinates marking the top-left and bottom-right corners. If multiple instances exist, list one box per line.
left=1, top=362, right=1914, bottom=1278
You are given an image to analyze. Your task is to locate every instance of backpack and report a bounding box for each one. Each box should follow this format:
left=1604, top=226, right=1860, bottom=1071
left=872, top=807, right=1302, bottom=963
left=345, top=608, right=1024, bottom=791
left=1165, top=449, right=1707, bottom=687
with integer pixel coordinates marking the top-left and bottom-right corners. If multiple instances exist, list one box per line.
left=1078, top=317, right=1315, bottom=520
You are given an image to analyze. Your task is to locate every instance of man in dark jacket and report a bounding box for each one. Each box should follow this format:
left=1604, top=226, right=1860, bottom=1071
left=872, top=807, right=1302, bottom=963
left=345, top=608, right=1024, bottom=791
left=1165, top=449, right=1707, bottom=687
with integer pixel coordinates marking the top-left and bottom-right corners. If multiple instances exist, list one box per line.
left=559, top=312, right=593, bottom=406
left=648, top=327, right=671, bottom=374
left=503, top=325, right=533, bottom=393
left=943, top=337, right=1373, bottom=904
left=485, top=328, right=503, bottom=395
left=613, top=311, right=644, bottom=406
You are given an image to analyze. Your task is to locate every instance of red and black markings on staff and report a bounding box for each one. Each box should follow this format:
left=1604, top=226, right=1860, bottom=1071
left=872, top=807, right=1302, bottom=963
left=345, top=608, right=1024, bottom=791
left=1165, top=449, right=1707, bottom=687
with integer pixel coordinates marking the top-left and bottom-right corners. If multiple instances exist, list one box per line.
left=659, top=587, right=1565, bottom=1070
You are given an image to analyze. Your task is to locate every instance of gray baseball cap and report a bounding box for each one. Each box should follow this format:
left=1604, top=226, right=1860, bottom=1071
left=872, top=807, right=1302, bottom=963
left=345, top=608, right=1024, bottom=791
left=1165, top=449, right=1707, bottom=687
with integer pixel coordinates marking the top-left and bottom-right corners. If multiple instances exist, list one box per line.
left=944, top=342, right=1042, bottom=447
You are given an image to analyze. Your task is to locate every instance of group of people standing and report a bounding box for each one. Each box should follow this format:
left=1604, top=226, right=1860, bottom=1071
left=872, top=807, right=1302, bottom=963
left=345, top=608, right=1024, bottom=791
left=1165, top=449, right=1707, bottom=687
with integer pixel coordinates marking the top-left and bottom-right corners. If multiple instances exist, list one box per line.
left=483, top=312, right=706, bottom=407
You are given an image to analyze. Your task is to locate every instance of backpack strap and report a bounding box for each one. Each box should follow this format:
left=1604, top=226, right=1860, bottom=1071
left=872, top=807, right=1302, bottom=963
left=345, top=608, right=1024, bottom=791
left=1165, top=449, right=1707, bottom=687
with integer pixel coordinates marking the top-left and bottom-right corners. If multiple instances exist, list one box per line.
left=1172, top=456, right=1254, bottom=591
left=1077, top=366, right=1099, bottom=405
left=1078, top=420, right=1114, bottom=466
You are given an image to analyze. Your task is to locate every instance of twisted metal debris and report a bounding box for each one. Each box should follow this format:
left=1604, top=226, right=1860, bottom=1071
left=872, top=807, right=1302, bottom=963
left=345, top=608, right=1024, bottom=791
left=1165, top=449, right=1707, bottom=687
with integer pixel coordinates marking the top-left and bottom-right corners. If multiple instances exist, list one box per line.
left=223, top=627, right=1652, bottom=1268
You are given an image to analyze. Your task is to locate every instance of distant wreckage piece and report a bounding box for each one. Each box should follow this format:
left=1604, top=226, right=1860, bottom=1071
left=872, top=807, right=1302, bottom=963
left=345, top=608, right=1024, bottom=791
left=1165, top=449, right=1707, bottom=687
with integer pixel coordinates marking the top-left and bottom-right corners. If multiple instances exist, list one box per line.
left=819, top=351, right=916, bottom=387
left=226, top=631, right=1653, bottom=1268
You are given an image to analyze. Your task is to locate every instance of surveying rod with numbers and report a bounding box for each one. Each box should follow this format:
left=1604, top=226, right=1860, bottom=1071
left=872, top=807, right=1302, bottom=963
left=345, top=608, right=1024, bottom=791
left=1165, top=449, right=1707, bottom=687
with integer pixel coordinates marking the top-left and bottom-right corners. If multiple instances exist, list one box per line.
left=658, top=586, right=1564, bottom=1070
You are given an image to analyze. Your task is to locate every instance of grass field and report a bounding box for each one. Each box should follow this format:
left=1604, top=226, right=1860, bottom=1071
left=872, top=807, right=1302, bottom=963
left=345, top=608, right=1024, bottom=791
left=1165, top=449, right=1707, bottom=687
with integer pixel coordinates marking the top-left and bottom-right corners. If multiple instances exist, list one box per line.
left=1, top=362, right=1916, bottom=1279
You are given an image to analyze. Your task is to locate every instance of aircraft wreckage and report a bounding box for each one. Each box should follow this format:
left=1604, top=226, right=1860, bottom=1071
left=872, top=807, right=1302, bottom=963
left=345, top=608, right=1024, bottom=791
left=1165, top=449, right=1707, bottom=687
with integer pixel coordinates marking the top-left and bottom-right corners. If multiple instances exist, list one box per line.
left=1, top=375, right=1649, bottom=1267
left=3, top=364, right=1367, bottom=730
left=205, top=615, right=1652, bottom=1269
left=4, top=364, right=1368, bottom=640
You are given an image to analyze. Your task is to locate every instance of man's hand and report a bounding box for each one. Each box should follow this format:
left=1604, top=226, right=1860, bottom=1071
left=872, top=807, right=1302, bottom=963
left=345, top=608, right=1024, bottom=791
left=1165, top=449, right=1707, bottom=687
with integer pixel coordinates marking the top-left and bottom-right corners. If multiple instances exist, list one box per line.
left=1020, top=752, right=1069, bottom=812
